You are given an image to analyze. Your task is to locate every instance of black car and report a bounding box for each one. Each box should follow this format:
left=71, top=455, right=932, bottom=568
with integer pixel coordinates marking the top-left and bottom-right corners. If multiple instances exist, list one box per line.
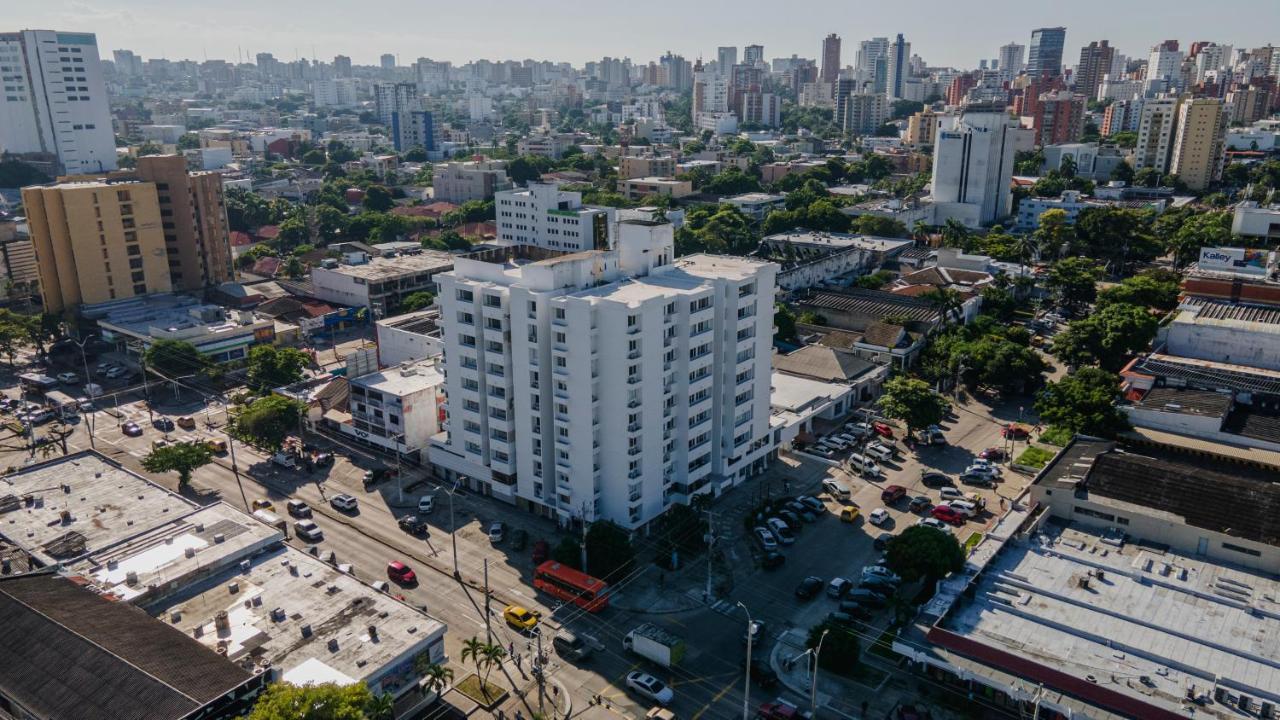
left=795, top=576, right=823, bottom=600
left=838, top=600, right=874, bottom=620
left=761, top=551, right=786, bottom=570
left=861, top=574, right=900, bottom=592
left=152, top=417, right=175, bottom=431
left=397, top=515, right=427, bottom=535
left=873, top=532, right=894, bottom=551
left=921, top=471, right=952, bottom=488
left=826, top=611, right=858, bottom=627
left=778, top=510, right=803, bottom=529
left=908, top=496, right=933, bottom=513
left=511, top=528, right=528, bottom=551
left=747, top=658, right=778, bottom=688
left=847, top=589, right=889, bottom=608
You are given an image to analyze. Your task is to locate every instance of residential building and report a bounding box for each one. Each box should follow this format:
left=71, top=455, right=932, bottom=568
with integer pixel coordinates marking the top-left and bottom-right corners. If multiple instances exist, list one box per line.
left=904, top=107, right=939, bottom=147
left=1227, top=85, right=1273, bottom=125
left=1170, top=97, right=1227, bottom=191
left=619, top=154, right=677, bottom=180
left=23, top=180, right=172, bottom=312
left=618, top=177, right=693, bottom=202
left=391, top=110, right=436, bottom=153
left=345, top=359, right=445, bottom=459
left=837, top=85, right=888, bottom=135
left=1026, top=26, right=1067, bottom=78
left=516, top=132, right=576, bottom=159
left=376, top=309, right=443, bottom=366
left=738, top=90, right=781, bottom=128
left=723, top=193, right=786, bottom=223
left=1032, top=91, right=1086, bottom=146
left=716, top=47, right=737, bottom=74
left=495, top=183, right=612, bottom=251
left=1097, top=74, right=1144, bottom=102
left=380, top=53, right=395, bottom=70
left=433, top=159, right=513, bottom=203
left=373, top=82, right=418, bottom=126
left=0, top=30, right=117, bottom=174
left=332, top=53, right=351, bottom=78
left=0, top=219, right=38, bottom=294
left=930, top=104, right=1031, bottom=227
left=1134, top=96, right=1182, bottom=175
left=1147, top=41, right=1184, bottom=91
left=132, top=154, right=235, bottom=292
left=820, top=34, right=841, bottom=84
left=429, top=223, right=777, bottom=529
left=743, top=45, right=764, bottom=67
left=1041, top=143, right=1127, bottom=181
left=885, top=34, right=910, bottom=100
left=1232, top=202, right=1280, bottom=241
left=86, top=294, right=275, bottom=362
left=997, top=42, right=1025, bottom=78
left=310, top=250, right=454, bottom=315
left=1101, top=98, right=1143, bottom=136
left=312, top=78, right=357, bottom=108
left=1074, top=40, right=1114, bottom=99
left=1015, top=189, right=1168, bottom=230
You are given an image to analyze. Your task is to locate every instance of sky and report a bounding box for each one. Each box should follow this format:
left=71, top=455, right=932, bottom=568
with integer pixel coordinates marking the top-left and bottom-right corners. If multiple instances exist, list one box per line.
left=16, top=0, right=1280, bottom=70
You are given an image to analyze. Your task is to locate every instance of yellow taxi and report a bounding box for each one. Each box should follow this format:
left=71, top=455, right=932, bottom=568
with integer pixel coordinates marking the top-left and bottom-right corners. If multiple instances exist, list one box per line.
left=251, top=499, right=274, bottom=511
left=206, top=438, right=228, bottom=453
left=839, top=505, right=860, bottom=523
left=503, top=604, right=541, bottom=632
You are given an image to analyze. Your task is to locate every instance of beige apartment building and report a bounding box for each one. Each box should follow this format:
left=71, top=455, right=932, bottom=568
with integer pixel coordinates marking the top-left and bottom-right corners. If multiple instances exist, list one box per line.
left=23, top=180, right=172, bottom=312
left=618, top=154, right=677, bottom=180
left=904, top=108, right=939, bottom=148
left=1170, top=97, right=1227, bottom=192
left=133, top=155, right=234, bottom=291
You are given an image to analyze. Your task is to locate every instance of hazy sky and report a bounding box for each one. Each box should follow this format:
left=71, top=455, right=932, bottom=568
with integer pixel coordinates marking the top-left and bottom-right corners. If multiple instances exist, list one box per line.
left=17, top=0, right=1280, bottom=69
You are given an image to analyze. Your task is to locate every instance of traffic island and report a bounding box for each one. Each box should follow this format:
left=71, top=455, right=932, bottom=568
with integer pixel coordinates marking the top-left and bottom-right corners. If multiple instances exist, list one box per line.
left=453, top=674, right=508, bottom=709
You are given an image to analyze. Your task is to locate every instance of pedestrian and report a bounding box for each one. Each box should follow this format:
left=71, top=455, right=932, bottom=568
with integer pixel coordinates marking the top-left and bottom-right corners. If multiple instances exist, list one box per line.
left=514, top=653, right=522, bottom=670
left=553, top=685, right=559, bottom=698
left=508, top=641, right=515, bottom=655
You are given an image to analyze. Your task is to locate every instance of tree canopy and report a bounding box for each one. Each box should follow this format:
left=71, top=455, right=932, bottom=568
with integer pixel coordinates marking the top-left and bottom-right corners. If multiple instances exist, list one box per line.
left=876, top=376, right=949, bottom=435
left=1035, top=367, right=1128, bottom=438
left=145, top=339, right=208, bottom=377
left=1050, top=302, right=1159, bottom=372
left=245, top=682, right=381, bottom=720
left=246, top=345, right=310, bottom=391
left=884, top=525, right=964, bottom=582
left=1045, top=257, right=1102, bottom=308
left=806, top=620, right=861, bottom=676
left=230, top=395, right=307, bottom=451
left=141, top=441, right=213, bottom=487
left=585, top=520, right=635, bottom=581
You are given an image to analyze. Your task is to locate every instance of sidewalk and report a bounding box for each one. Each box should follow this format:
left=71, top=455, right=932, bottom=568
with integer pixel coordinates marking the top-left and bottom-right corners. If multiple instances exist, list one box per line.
left=607, top=564, right=705, bottom=614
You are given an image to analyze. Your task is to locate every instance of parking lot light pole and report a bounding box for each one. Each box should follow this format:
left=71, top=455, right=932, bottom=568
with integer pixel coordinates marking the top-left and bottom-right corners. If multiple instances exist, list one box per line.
left=810, top=628, right=829, bottom=717
left=738, top=601, right=753, bottom=720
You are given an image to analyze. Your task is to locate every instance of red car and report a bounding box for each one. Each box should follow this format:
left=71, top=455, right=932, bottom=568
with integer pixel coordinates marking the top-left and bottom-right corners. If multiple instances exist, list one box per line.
left=531, top=539, right=550, bottom=564
left=873, top=422, right=894, bottom=439
left=758, top=702, right=803, bottom=720
left=387, top=561, right=417, bottom=585
left=930, top=505, right=965, bottom=526
left=978, top=447, right=1007, bottom=461
left=1001, top=424, right=1030, bottom=440
left=880, top=484, right=907, bottom=503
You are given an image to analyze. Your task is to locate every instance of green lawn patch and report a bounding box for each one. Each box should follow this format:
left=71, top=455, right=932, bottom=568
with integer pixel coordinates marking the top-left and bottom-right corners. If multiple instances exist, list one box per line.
left=1016, top=446, right=1055, bottom=469
left=963, top=532, right=985, bottom=555
left=454, top=674, right=507, bottom=708
left=1038, top=425, right=1074, bottom=447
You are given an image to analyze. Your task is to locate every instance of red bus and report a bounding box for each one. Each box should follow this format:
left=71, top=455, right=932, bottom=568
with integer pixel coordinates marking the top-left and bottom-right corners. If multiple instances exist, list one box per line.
left=533, top=561, right=609, bottom=612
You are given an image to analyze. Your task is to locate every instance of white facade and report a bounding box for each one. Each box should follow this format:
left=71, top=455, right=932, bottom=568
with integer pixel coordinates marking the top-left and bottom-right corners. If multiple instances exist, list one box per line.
left=1134, top=96, right=1181, bottom=174
left=930, top=107, right=1030, bottom=227
left=433, top=159, right=513, bottom=203
left=1147, top=46, right=1185, bottom=89
left=0, top=30, right=117, bottom=174
left=312, top=78, right=357, bottom=108
left=430, top=221, right=779, bottom=529
left=347, top=359, right=444, bottom=454
left=495, top=183, right=613, bottom=252
left=1232, top=202, right=1280, bottom=239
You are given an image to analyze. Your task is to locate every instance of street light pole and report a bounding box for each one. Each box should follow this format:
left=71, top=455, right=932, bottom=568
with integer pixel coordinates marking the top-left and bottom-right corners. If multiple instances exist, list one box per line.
left=810, top=629, right=829, bottom=717
left=71, top=335, right=97, bottom=449
left=738, top=602, right=753, bottom=720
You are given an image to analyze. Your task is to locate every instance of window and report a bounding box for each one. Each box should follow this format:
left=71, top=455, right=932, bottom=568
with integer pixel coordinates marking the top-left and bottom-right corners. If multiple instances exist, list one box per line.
left=456, top=288, right=474, bottom=302
left=126, top=244, right=140, bottom=256
left=1222, top=542, right=1261, bottom=557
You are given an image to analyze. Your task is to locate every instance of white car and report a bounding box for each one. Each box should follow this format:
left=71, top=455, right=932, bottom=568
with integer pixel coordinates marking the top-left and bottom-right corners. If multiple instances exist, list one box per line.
left=753, top=526, right=778, bottom=551
left=56, top=372, right=79, bottom=384
left=862, top=565, right=901, bottom=583
left=488, top=521, right=505, bottom=542
left=917, top=517, right=952, bottom=533
left=969, top=458, right=1002, bottom=474
left=626, top=672, right=674, bottom=705
left=868, top=508, right=890, bottom=526
left=294, top=520, right=324, bottom=542
left=330, top=494, right=358, bottom=511
left=418, top=495, right=435, bottom=514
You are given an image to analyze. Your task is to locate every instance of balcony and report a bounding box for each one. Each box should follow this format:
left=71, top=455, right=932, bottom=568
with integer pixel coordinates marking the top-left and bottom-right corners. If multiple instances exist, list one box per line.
left=628, top=469, right=642, bottom=479
left=627, top=375, right=641, bottom=385
left=628, top=349, right=641, bottom=360
left=628, top=446, right=641, bottom=456
left=627, top=325, right=641, bottom=336
left=627, top=399, right=641, bottom=409
left=627, top=422, right=641, bottom=432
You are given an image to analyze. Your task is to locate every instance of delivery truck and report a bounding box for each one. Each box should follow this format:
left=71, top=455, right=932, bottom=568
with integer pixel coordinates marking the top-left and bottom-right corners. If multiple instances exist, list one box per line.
left=623, top=623, right=686, bottom=668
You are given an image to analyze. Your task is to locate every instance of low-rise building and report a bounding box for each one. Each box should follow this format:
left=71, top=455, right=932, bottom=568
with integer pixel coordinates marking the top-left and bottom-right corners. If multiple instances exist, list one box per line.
left=517, top=132, right=577, bottom=159
left=495, top=183, right=613, bottom=251
left=760, top=231, right=912, bottom=293
left=376, top=309, right=444, bottom=366
left=310, top=250, right=455, bottom=315
left=1015, top=190, right=1169, bottom=231
left=86, top=294, right=276, bottom=363
left=343, top=359, right=445, bottom=460
left=432, top=159, right=513, bottom=203
left=618, top=154, right=677, bottom=180
left=722, top=192, right=785, bottom=222
left=1232, top=202, right=1280, bottom=241
left=617, top=176, right=694, bottom=201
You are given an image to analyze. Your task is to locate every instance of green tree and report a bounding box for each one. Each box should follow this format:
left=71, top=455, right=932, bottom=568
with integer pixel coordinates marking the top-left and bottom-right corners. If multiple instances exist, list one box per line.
left=876, top=376, right=949, bottom=436
left=1035, top=367, right=1128, bottom=438
left=246, top=345, right=310, bottom=390
left=890, top=99, right=925, bottom=119
left=940, top=218, right=970, bottom=248
left=806, top=620, right=861, bottom=676
left=0, top=159, right=51, bottom=187
left=961, top=333, right=1048, bottom=394
left=141, top=441, right=213, bottom=488
left=702, top=167, right=762, bottom=195
left=362, top=185, right=395, bottom=212
left=145, top=339, right=207, bottom=377
left=1096, top=271, right=1180, bottom=311
left=1167, top=211, right=1233, bottom=268
left=401, top=291, right=436, bottom=312
left=245, top=682, right=375, bottom=720
left=852, top=214, right=908, bottom=238
left=1110, top=131, right=1138, bottom=149
left=314, top=205, right=349, bottom=244
left=884, top=525, right=965, bottom=582
left=774, top=303, right=798, bottom=342
left=225, top=187, right=273, bottom=232
left=230, top=395, right=307, bottom=451
left=920, top=287, right=965, bottom=327
left=278, top=215, right=309, bottom=249
left=1045, top=257, right=1102, bottom=308
left=551, top=536, right=582, bottom=568
left=1050, top=303, right=1159, bottom=372
left=1033, top=208, right=1075, bottom=259
left=585, top=520, right=634, bottom=580
left=414, top=658, right=455, bottom=697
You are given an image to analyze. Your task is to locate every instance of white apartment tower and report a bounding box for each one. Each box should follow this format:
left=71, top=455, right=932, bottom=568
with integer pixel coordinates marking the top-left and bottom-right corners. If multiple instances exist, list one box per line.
left=998, top=43, right=1025, bottom=79
left=1134, top=96, right=1182, bottom=174
left=495, top=184, right=614, bottom=252
left=0, top=30, right=117, bottom=174
left=429, top=221, right=779, bottom=529
left=931, top=105, right=1031, bottom=227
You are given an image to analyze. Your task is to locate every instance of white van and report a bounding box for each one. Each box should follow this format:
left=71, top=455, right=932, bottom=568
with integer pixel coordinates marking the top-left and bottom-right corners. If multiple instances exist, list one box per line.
left=864, top=443, right=893, bottom=463
left=945, top=500, right=978, bottom=518
left=822, top=479, right=851, bottom=501
left=847, top=453, right=882, bottom=477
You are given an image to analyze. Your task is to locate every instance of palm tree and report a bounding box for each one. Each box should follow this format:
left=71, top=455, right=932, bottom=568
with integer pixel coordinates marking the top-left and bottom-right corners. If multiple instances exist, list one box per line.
left=415, top=656, right=455, bottom=698
left=365, top=693, right=395, bottom=720
left=912, top=219, right=931, bottom=245
left=460, top=636, right=486, bottom=679
left=479, top=643, right=507, bottom=691
left=922, top=287, right=965, bottom=328
left=940, top=218, right=970, bottom=248
left=1010, top=234, right=1038, bottom=266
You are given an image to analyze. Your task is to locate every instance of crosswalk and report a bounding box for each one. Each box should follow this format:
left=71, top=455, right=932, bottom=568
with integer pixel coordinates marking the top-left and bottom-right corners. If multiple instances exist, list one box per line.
left=686, top=589, right=743, bottom=619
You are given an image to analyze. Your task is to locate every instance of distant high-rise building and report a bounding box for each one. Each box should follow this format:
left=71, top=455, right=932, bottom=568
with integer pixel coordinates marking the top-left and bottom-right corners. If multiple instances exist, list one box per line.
left=1147, top=42, right=1184, bottom=90
left=332, top=54, right=352, bottom=78
left=1101, top=98, right=1144, bottom=136
left=255, top=52, right=279, bottom=77
left=392, top=111, right=437, bottom=153
left=1027, top=27, right=1067, bottom=78
left=998, top=43, right=1026, bottom=78
left=744, top=44, right=764, bottom=67
left=660, top=52, right=692, bottom=90
left=0, top=30, right=117, bottom=174
left=836, top=81, right=887, bottom=135
left=1032, top=91, right=1086, bottom=145
left=932, top=105, right=1031, bottom=227
left=886, top=34, right=911, bottom=99
left=380, top=53, right=396, bottom=69
left=717, top=46, right=737, bottom=75
left=821, top=34, right=841, bottom=84
left=375, top=82, right=419, bottom=126
left=1134, top=96, right=1182, bottom=174
left=1076, top=40, right=1114, bottom=100
left=1170, top=97, right=1227, bottom=191
left=113, top=49, right=143, bottom=77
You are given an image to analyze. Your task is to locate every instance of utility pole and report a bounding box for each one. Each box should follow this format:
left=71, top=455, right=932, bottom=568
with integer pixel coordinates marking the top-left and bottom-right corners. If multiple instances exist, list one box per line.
left=738, top=602, right=754, bottom=720
left=135, top=342, right=154, bottom=425
left=704, top=509, right=717, bottom=602
left=535, top=628, right=547, bottom=716
left=810, top=628, right=829, bottom=717
left=483, top=558, right=492, bottom=643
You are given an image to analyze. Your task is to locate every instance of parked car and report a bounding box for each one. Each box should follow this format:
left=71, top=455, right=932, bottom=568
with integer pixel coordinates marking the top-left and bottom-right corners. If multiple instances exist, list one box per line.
left=847, top=453, right=882, bottom=477
left=839, top=505, right=860, bottom=523
left=917, top=517, right=952, bottom=533
left=930, top=505, right=966, bottom=526
left=838, top=600, right=874, bottom=620
left=488, top=521, right=505, bottom=542
left=863, top=565, right=901, bottom=584
left=761, top=551, right=786, bottom=570
left=122, top=421, right=142, bottom=436
left=398, top=515, right=427, bottom=535
left=868, top=508, right=890, bottom=526
left=821, top=479, right=851, bottom=501
left=857, top=578, right=896, bottom=599
left=386, top=561, right=417, bottom=585
left=847, top=589, right=889, bottom=608
left=978, top=447, right=1007, bottom=461
left=330, top=494, right=358, bottom=512
left=920, top=471, right=952, bottom=488
left=151, top=417, right=174, bottom=432
left=753, top=527, right=779, bottom=551
left=794, top=576, right=824, bottom=600
left=294, top=520, right=323, bottom=542
left=880, top=485, right=907, bottom=504
left=626, top=672, right=674, bottom=706
left=908, top=496, right=932, bottom=512
left=251, top=499, right=274, bottom=511
left=786, top=501, right=816, bottom=522
left=418, top=495, right=435, bottom=514
left=872, top=421, right=894, bottom=438
left=531, top=540, right=551, bottom=564
left=945, top=500, right=979, bottom=518
left=286, top=499, right=311, bottom=518
left=766, top=519, right=795, bottom=545
left=503, top=604, right=541, bottom=632
left=960, top=467, right=997, bottom=486
left=778, top=509, right=803, bottom=529
left=938, top=487, right=967, bottom=503
left=56, top=372, right=79, bottom=384
left=176, top=416, right=196, bottom=430
left=797, top=495, right=824, bottom=512
left=864, top=442, right=893, bottom=463
left=826, top=577, right=852, bottom=598
left=873, top=532, right=894, bottom=551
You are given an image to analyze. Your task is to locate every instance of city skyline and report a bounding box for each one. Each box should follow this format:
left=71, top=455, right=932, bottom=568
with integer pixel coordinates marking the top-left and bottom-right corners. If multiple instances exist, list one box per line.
left=18, top=0, right=1280, bottom=69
